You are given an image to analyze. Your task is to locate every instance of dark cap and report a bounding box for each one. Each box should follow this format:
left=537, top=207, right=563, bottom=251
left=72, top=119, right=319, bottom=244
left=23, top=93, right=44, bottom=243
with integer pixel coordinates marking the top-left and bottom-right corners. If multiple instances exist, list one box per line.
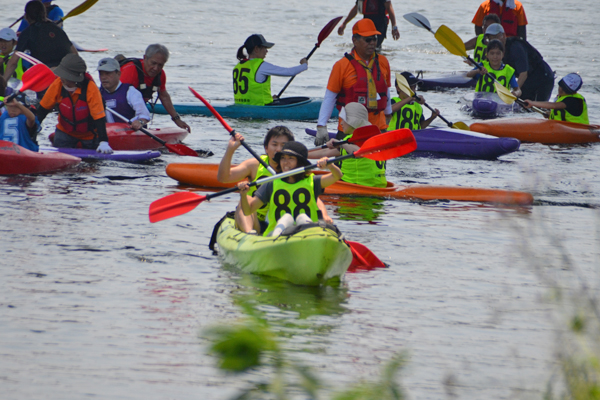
left=54, top=53, right=87, bottom=82
left=274, top=141, right=311, bottom=167
left=244, top=34, right=274, bottom=53
left=398, top=71, right=419, bottom=86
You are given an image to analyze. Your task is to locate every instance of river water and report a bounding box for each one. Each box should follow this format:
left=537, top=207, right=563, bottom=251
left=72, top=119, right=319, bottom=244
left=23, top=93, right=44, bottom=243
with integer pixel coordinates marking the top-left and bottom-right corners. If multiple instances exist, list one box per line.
left=2, top=0, right=599, bottom=399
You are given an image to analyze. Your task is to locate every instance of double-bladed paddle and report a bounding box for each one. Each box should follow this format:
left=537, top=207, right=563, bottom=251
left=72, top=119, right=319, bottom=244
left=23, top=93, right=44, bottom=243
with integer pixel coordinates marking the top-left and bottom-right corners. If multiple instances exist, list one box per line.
left=306, top=125, right=381, bottom=152
left=275, top=16, right=343, bottom=99
left=148, top=128, right=417, bottom=223
left=105, top=108, right=199, bottom=157
left=394, top=72, right=470, bottom=131
left=0, top=63, right=55, bottom=107
left=10, top=0, right=100, bottom=28
left=189, top=86, right=277, bottom=175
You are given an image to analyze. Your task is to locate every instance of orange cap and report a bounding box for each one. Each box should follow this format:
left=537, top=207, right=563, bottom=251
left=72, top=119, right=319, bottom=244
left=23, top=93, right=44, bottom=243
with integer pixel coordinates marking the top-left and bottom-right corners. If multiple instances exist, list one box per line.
left=352, top=19, right=381, bottom=36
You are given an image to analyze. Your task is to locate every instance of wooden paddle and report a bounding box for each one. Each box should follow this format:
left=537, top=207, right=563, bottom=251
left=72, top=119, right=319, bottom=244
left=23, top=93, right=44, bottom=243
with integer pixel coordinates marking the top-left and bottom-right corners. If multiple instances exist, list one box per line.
left=307, top=125, right=381, bottom=151
left=275, top=16, right=343, bottom=99
left=395, top=72, right=470, bottom=130
left=105, top=108, right=199, bottom=157
left=0, top=64, right=56, bottom=107
left=9, top=0, right=99, bottom=28
left=189, top=86, right=277, bottom=174
left=149, top=128, right=417, bottom=223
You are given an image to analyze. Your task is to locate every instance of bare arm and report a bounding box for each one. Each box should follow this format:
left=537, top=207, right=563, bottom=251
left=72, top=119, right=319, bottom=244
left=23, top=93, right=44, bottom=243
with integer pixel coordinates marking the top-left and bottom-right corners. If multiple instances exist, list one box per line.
left=390, top=96, right=415, bottom=113
left=316, top=198, right=333, bottom=224
left=464, top=36, right=478, bottom=50
left=517, top=71, right=528, bottom=88
left=385, top=2, right=400, bottom=40
left=318, top=157, right=343, bottom=188
left=237, top=182, right=265, bottom=216
left=158, top=89, right=191, bottom=132
left=70, top=45, right=79, bottom=55
left=474, top=25, right=483, bottom=36
left=217, top=133, right=260, bottom=183
left=523, top=100, right=565, bottom=110
left=338, top=5, right=358, bottom=35
left=3, top=55, right=19, bottom=81
left=421, top=108, right=440, bottom=129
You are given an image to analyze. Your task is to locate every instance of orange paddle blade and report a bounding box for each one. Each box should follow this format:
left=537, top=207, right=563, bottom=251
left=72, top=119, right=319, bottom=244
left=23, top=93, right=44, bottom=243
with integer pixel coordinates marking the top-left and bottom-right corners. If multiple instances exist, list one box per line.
left=356, top=128, right=417, bottom=161
left=149, top=191, right=206, bottom=223
left=347, top=241, right=387, bottom=271
left=21, top=64, right=56, bottom=92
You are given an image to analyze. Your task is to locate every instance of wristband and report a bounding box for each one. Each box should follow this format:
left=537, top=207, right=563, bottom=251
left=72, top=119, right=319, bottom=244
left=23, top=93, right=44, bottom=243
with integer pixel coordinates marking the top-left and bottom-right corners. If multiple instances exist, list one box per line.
left=171, top=114, right=181, bottom=122
left=392, top=26, right=398, bottom=30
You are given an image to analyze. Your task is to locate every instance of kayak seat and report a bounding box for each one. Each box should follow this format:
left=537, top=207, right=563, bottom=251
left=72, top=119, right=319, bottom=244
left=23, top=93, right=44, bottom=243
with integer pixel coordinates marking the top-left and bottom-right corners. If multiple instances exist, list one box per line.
left=280, top=221, right=345, bottom=240
left=266, top=97, right=310, bottom=107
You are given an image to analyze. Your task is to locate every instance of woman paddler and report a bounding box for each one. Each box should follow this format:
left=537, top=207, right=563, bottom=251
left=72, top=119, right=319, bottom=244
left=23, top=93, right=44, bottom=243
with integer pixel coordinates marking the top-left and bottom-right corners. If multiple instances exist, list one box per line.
left=237, top=142, right=342, bottom=237
left=309, top=102, right=387, bottom=188
left=217, top=126, right=332, bottom=234
left=233, top=34, right=308, bottom=106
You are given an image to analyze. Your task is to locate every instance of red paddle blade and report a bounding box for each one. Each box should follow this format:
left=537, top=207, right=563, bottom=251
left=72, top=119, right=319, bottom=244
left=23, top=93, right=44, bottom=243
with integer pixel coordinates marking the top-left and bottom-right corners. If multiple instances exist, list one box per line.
left=149, top=191, right=206, bottom=223
left=356, top=128, right=417, bottom=161
left=348, top=125, right=382, bottom=146
left=346, top=241, right=386, bottom=271
left=165, top=143, right=199, bottom=157
left=188, top=86, right=233, bottom=133
left=317, top=16, right=343, bottom=45
left=20, top=64, right=56, bottom=92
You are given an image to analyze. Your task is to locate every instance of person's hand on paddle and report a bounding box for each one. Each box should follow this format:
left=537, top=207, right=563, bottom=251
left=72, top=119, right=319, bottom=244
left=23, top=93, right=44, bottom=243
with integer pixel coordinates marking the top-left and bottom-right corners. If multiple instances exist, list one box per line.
left=415, top=95, right=426, bottom=105
left=316, top=157, right=330, bottom=169
left=96, top=141, right=113, bottom=154
left=299, top=57, right=308, bottom=65
left=227, top=132, right=245, bottom=151
left=512, top=87, right=522, bottom=98
left=325, top=139, right=341, bottom=149
left=237, top=181, right=251, bottom=195
left=130, top=118, right=148, bottom=131
left=315, top=125, right=330, bottom=146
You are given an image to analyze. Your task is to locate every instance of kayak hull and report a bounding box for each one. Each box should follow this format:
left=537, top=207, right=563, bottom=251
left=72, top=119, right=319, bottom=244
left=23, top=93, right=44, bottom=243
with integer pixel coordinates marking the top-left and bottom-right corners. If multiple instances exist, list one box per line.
left=0, top=140, right=81, bottom=175
left=416, top=71, right=477, bottom=91
left=217, top=217, right=352, bottom=286
left=49, top=123, right=189, bottom=151
left=470, top=118, right=600, bottom=144
left=39, top=146, right=161, bottom=163
left=165, top=163, right=534, bottom=205
left=148, top=97, right=338, bottom=121
left=461, top=92, right=521, bottom=119
left=305, top=127, right=520, bottom=160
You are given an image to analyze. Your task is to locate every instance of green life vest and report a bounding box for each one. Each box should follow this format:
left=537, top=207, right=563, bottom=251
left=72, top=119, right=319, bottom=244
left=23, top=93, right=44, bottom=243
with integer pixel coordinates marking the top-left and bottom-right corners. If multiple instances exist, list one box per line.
left=0, top=53, right=24, bottom=80
left=248, top=155, right=272, bottom=221
left=388, top=97, right=424, bottom=131
left=549, top=93, right=589, bottom=125
left=264, top=175, right=320, bottom=236
left=475, top=60, right=516, bottom=93
left=473, top=35, right=487, bottom=63
left=339, top=133, right=387, bottom=188
left=233, top=58, right=272, bottom=106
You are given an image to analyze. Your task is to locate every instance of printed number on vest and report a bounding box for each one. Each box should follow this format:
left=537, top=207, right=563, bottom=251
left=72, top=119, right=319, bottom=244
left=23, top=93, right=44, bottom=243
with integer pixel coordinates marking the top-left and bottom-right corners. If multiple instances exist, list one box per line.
left=400, top=107, right=420, bottom=129
left=233, top=68, right=251, bottom=95
left=273, top=188, right=312, bottom=221
left=482, top=73, right=507, bottom=92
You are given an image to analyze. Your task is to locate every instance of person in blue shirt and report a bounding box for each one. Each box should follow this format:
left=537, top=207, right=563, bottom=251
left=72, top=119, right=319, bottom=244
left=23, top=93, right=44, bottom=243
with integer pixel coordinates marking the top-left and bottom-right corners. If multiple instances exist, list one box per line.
left=0, top=96, right=40, bottom=151
left=17, top=0, right=64, bottom=32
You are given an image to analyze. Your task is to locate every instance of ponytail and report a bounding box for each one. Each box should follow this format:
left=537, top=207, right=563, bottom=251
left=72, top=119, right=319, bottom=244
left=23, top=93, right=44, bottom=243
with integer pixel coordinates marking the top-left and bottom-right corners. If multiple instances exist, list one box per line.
left=236, top=45, right=248, bottom=62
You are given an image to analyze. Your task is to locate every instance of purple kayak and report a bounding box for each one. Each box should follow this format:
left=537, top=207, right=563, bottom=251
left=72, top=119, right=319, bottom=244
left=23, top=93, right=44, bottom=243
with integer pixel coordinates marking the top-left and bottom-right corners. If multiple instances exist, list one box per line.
left=39, top=146, right=161, bottom=163
left=305, top=127, right=520, bottom=160
left=415, top=71, right=477, bottom=91
left=461, top=92, right=522, bottom=119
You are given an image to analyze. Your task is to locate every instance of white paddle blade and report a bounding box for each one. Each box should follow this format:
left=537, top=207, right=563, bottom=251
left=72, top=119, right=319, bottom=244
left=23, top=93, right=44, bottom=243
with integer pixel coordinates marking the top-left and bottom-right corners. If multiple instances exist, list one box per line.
left=403, top=13, right=433, bottom=32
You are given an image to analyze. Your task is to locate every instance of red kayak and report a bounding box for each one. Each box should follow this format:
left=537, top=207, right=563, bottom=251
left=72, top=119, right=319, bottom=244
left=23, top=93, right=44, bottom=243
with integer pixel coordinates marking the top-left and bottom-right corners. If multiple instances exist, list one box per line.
left=49, top=123, right=189, bottom=151
left=0, top=140, right=81, bottom=175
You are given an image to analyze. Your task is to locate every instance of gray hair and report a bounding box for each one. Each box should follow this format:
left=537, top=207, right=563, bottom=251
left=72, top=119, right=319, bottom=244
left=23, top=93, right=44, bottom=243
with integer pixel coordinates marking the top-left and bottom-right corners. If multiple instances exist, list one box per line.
left=144, top=44, right=170, bottom=62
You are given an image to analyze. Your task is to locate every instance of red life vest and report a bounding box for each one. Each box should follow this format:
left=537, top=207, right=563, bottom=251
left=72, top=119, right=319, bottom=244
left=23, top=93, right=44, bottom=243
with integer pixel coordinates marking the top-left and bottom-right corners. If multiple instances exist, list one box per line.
left=489, top=1, right=519, bottom=37
left=362, top=0, right=383, bottom=16
left=58, top=74, right=94, bottom=134
left=120, top=58, right=162, bottom=101
left=336, top=53, right=388, bottom=113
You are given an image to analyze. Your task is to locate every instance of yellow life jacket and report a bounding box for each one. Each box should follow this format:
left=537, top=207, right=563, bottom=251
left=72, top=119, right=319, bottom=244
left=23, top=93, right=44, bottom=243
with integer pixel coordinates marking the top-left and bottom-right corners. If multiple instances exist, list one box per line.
left=475, top=60, right=516, bottom=93
left=233, top=58, right=272, bottom=106
left=549, top=93, right=589, bottom=125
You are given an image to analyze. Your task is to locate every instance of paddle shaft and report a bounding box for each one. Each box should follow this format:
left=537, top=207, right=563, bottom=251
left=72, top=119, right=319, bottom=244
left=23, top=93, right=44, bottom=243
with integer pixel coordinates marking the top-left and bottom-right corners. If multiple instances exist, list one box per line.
left=276, top=49, right=314, bottom=99
left=9, top=16, right=23, bottom=28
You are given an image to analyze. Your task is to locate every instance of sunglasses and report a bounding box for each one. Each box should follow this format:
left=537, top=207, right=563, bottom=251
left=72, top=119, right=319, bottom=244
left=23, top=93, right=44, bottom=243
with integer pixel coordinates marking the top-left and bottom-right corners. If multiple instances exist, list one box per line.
left=362, top=36, right=378, bottom=44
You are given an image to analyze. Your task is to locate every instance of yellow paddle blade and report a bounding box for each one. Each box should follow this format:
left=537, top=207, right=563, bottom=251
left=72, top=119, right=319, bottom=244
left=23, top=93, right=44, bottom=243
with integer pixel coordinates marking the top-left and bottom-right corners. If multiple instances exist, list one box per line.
left=494, top=82, right=517, bottom=104
left=394, top=72, right=415, bottom=97
left=63, top=0, right=99, bottom=21
left=434, top=25, right=468, bottom=57
left=452, top=121, right=470, bottom=131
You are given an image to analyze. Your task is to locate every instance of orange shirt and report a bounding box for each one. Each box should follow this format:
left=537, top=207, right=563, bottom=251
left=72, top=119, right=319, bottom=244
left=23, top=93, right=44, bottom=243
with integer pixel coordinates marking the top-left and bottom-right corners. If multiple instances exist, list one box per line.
left=326, top=49, right=391, bottom=130
left=40, top=76, right=106, bottom=140
left=472, top=0, right=527, bottom=28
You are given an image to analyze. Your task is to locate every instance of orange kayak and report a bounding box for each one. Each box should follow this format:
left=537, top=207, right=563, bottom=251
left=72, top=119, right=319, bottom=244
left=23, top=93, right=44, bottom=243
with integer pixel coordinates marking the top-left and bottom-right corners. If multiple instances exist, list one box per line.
left=165, top=163, right=534, bottom=205
left=470, top=118, right=600, bottom=144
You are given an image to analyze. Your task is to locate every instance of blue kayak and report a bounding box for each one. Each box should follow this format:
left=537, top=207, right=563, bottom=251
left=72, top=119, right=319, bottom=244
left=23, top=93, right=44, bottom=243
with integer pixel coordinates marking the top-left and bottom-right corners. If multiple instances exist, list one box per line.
left=305, top=127, right=519, bottom=160
left=148, top=96, right=337, bottom=121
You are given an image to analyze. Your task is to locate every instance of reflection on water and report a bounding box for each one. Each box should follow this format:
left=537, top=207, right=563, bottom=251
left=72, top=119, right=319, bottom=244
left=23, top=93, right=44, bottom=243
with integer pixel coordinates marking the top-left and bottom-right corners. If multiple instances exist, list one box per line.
left=325, top=196, right=387, bottom=223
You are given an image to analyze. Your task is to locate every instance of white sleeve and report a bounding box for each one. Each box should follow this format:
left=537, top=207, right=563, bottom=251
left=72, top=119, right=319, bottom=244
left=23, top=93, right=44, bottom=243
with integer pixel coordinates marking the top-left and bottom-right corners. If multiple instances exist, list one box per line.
left=385, top=87, right=392, bottom=115
left=255, top=61, right=308, bottom=83
left=317, top=89, right=338, bottom=126
left=127, top=86, right=152, bottom=121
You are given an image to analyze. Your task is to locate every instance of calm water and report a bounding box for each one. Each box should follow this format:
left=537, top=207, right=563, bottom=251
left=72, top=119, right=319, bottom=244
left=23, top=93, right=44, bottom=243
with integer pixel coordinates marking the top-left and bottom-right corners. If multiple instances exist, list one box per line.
left=2, top=0, right=600, bottom=399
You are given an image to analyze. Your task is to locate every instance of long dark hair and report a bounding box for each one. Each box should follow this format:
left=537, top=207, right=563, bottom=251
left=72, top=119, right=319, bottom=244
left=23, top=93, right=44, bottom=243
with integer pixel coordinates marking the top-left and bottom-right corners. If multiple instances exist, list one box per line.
left=236, top=45, right=248, bottom=62
left=25, top=0, right=46, bottom=23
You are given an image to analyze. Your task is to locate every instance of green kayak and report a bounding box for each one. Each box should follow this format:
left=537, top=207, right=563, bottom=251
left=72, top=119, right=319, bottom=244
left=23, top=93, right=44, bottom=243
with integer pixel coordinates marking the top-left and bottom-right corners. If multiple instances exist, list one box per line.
left=214, top=216, right=352, bottom=286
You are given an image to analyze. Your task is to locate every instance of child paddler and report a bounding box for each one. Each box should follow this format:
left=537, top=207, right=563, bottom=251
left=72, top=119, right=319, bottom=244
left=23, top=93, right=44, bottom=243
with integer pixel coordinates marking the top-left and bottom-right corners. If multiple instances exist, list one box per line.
left=217, top=126, right=332, bottom=234
left=387, top=72, right=439, bottom=131
left=523, top=73, right=589, bottom=124
left=309, top=102, right=387, bottom=188
left=466, top=39, right=521, bottom=98
left=237, top=141, right=343, bottom=237
left=464, top=13, right=501, bottom=63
